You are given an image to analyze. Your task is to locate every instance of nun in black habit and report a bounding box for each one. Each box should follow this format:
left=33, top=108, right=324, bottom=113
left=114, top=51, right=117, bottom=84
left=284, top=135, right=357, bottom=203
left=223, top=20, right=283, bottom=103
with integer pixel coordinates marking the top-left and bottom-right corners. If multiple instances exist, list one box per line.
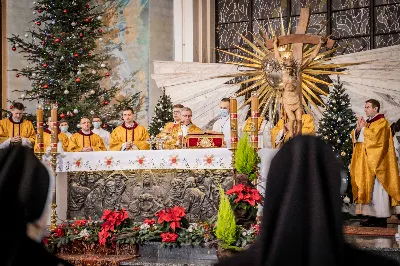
left=216, top=135, right=398, bottom=266
left=0, top=146, right=72, bottom=266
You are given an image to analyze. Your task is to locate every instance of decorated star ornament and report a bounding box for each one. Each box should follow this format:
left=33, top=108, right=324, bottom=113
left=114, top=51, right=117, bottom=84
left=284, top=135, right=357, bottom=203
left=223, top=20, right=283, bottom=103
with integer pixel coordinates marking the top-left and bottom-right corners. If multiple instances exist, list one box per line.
left=216, top=7, right=358, bottom=121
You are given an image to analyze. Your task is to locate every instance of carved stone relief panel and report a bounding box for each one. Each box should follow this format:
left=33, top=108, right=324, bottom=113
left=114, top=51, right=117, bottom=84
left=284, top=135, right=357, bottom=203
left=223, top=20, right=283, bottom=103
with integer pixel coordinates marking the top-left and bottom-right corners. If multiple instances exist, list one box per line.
left=67, top=169, right=234, bottom=222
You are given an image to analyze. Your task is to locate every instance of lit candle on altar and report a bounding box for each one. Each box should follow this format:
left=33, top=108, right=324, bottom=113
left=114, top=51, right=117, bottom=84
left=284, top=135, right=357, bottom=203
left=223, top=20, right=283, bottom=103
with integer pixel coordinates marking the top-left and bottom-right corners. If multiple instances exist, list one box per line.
left=250, top=92, right=259, bottom=149
left=50, top=104, right=58, bottom=153
left=36, top=103, right=44, bottom=153
left=229, top=96, right=238, bottom=149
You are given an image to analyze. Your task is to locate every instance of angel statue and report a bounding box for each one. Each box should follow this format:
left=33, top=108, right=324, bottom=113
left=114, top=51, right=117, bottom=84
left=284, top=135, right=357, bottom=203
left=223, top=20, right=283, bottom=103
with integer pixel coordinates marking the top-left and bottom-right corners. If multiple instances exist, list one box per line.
left=272, top=35, right=327, bottom=137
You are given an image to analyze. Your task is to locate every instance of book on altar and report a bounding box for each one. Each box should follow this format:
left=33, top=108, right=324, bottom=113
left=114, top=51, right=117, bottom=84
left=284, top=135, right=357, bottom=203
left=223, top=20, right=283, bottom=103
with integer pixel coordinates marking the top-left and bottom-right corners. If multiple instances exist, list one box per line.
left=186, top=132, right=225, bottom=148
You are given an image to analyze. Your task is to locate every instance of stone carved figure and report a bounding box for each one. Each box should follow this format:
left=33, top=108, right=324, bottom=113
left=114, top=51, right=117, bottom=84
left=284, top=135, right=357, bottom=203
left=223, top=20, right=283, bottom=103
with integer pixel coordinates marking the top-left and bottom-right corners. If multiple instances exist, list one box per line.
left=182, top=177, right=206, bottom=222
left=67, top=169, right=234, bottom=222
left=85, top=179, right=105, bottom=220
left=69, top=174, right=91, bottom=219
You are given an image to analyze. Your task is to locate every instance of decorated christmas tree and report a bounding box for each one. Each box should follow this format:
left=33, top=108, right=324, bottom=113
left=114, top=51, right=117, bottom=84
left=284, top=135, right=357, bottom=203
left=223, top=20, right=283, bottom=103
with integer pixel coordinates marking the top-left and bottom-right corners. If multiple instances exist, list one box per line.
left=148, top=89, right=173, bottom=137
left=317, top=78, right=357, bottom=198
left=7, top=0, right=141, bottom=130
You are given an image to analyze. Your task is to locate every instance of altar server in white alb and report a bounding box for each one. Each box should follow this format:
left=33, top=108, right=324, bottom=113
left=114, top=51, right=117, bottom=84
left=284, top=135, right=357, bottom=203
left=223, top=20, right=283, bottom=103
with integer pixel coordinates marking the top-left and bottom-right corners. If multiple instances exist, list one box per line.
left=212, top=98, right=231, bottom=148
left=92, top=116, right=111, bottom=150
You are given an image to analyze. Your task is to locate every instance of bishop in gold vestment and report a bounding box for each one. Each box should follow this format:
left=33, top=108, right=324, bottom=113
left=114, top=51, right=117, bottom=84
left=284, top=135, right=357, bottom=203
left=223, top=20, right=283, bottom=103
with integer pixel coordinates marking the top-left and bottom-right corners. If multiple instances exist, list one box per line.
left=270, top=114, right=315, bottom=148
left=109, top=122, right=150, bottom=150
left=350, top=113, right=400, bottom=218
left=68, top=131, right=106, bottom=152
left=164, top=122, right=203, bottom=149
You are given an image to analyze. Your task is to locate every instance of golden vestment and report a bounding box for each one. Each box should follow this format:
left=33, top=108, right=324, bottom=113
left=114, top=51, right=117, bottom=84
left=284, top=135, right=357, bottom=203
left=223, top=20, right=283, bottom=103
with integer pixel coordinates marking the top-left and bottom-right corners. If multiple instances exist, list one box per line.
left=156, top=121, right=179, bottom=138
left=0, top=118, right=36, bottom=146
left=164, top=123, right=202, bottom=149
left=350, top=115, right=400, bottom=206
left=34, top=130, right=69, bottom=152
left=243, top=117, right=264, bottom=133
left=68, top=131, right=106, bottom=152
left=109, top=122, right=150, bottom=151
left=270, top=114, right=315, bottom=148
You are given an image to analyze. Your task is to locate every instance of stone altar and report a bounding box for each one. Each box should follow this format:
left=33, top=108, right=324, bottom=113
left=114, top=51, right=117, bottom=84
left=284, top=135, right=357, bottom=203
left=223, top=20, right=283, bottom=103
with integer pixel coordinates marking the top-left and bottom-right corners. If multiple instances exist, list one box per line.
left=48, top=148, right=277, bottom=223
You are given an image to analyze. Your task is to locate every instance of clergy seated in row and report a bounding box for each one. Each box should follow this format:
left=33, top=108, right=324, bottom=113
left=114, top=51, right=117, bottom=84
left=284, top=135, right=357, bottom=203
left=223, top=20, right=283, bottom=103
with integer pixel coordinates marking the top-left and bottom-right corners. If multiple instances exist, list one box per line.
left=157, top=104, right=184, bottom=138
left=34, top=117, right=69, bottom=153
left=92, top=116, right=111, bottom=150
left=350, top=99, right=400, bottom=227
left=164, top=107, right=202, bottom=149
left=0, top=102, right=35, bottom=149
left=59, top=119, right=73, bottom=138
left=68, top=117, right=106, bottom=152
left=270, top=113, right=315, bottom=149
left=109, top=107, right=150, bottom=151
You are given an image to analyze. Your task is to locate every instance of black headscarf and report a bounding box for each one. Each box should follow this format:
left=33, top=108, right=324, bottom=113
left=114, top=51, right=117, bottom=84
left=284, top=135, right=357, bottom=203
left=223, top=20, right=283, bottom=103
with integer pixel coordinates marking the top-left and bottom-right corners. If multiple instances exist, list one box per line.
left=216, top=135, right=398, bottom=266
left=0, top=146, right=51, bottom=265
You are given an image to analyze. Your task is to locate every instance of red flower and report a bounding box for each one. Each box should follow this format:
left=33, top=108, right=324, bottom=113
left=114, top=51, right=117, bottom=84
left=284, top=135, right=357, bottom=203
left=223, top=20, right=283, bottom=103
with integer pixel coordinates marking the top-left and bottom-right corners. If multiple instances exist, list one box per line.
left=227, top=184, right=262, bottom=206
left=42, top=237, right=48, bottom=246
left=144, top=219, right=156, bottom=225
left=155, top=206, right=186, bottom=231
left=73, top=219, right=88, bottom=227
left=161, top=232, right=178, bottom=243
left=53, top=227, right=64, bottom=237
left=99, top=209, right=129, bottom=246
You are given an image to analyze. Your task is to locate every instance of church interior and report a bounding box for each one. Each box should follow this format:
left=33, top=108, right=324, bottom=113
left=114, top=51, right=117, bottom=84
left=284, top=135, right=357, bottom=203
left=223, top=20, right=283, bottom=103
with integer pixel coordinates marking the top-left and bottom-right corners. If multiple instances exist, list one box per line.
left=1, top=0, right=400, bottom=265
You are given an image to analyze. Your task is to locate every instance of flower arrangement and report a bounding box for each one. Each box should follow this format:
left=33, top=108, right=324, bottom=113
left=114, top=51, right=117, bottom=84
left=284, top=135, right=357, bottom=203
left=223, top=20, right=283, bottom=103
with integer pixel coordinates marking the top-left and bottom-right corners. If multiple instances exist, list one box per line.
left=46, top=207, right=258, bottom=253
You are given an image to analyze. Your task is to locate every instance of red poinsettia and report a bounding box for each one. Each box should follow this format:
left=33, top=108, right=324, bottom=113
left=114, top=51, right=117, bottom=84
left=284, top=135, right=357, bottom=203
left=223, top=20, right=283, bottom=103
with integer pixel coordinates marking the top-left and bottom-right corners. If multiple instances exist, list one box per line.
left=144, top=219, right=156, bottom=226
left=161, top=232, right=179, bottom=243
left=99, top=209, right=129, bottom=246
left=53, top=225, right=65, bottom=237
left=73, top=219, right=88, bottom=227
left=155, top=206, right=186, bottom=231
left=226, top=184, right=262, bottom=206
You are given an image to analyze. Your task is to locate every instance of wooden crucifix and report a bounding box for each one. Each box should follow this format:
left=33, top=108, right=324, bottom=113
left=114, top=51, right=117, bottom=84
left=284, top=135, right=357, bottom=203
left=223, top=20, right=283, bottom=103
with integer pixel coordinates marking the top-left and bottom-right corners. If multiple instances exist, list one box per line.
left=267, top=8, right=334, bottom=137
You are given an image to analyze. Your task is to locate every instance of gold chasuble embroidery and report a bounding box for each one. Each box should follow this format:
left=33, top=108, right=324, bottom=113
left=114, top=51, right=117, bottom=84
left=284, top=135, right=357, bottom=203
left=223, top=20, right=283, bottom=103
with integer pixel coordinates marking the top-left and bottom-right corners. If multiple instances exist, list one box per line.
left=68, top=131, right=106, bottom=152
left=109, top=122, right=150, bottom=151
left=270, top=114, right=315, bottom=148
left=350, top=114, right=400, bottom=206
left=0, top=118, right=36, bottom=146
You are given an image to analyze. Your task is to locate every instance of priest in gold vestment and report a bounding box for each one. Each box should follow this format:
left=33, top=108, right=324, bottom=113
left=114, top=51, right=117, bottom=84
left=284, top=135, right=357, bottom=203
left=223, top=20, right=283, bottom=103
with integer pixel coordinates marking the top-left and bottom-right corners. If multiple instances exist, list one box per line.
left=109, top=107, right=150, bottom=151
left=68, top=117, right=106, bottom=152
left=165, top=107, right=202, bottom=149
left=0, top=102, right=35, bottom=149
left=350, top=99, right=400, bottom=227
left=270, top=113, right=315, bottom=148
left=157, top=104, right=184, bottom=138
left=34, top=118, right=69, bottom=152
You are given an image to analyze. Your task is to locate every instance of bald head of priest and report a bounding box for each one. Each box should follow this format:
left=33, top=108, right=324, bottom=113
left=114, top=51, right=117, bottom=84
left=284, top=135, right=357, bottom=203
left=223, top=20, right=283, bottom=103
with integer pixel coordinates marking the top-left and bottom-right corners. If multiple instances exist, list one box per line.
left=67, top=117, right=106, bottom=152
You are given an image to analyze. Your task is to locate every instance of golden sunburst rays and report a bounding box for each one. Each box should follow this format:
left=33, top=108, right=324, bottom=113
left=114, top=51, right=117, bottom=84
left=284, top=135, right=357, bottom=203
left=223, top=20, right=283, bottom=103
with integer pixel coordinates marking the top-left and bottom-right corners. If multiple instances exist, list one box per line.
left=216, top=16, right=356, bottom=119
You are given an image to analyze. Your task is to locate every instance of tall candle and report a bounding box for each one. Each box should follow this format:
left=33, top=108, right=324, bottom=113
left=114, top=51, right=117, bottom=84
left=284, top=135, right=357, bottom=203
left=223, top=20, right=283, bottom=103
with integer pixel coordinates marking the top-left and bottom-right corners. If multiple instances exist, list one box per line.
left=229, top=96, right=238, bottom=149
left=250, top=92, right=259, bottom=149
left=36, top=104, right=44, bottom=153
left=50, top=105, right=58, bottom=153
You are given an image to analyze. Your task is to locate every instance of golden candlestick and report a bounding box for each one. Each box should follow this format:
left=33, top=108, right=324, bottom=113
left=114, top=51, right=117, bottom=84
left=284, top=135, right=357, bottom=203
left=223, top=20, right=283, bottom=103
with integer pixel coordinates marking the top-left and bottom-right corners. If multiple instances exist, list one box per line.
left=49, top=104, right=58, bottom=231
left=35, top=103, right=44, bottom=161
left=250, top=92, right=259, bottom=149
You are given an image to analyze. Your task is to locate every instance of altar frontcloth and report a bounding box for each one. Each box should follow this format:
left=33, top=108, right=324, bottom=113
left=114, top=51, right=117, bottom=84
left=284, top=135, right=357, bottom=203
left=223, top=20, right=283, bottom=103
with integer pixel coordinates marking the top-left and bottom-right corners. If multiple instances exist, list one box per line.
left=47, top=148, right=234, bottom=172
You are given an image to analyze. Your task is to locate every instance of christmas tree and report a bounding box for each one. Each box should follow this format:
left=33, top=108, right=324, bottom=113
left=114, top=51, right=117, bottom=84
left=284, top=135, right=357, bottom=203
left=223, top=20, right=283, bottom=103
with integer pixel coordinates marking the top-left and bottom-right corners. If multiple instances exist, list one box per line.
left=148, top=89, right=173, bottom=137
left=7, top=0, right=141, bottom=130
left=317, top=78, right=357, bottom=198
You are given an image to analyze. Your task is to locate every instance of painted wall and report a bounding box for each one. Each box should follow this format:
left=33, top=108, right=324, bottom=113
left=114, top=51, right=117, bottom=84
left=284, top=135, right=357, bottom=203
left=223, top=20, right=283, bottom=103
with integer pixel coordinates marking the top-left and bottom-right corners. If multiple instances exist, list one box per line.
left=2, top=0, right=174, bottom=127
